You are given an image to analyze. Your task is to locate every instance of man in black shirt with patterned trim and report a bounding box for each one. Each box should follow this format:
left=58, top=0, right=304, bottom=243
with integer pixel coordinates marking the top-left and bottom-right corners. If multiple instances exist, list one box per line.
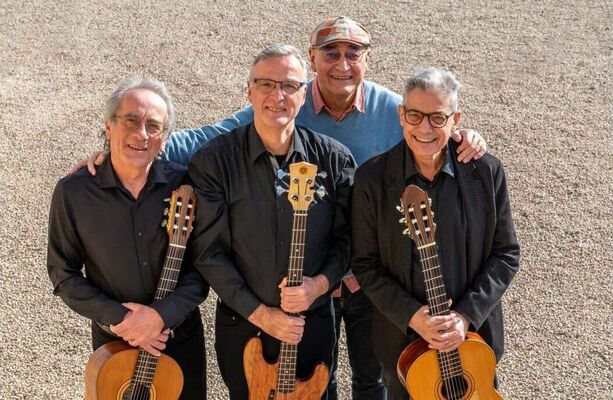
left=189, top=44, right=355, bottom=399
left=47, top=76, right=208, bottom=399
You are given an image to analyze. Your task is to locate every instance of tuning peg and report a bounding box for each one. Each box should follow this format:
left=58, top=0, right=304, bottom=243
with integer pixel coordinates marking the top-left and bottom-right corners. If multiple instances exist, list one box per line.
left=161, top=220, right=167, bottom=227
left=399, top=217, right=406, bottom=223
left=276, top=186, right=288, bottom=196
left=317, top=171, right=328, bottom=179
left=428, top=198, right=432, bottom=205
left=163, top=208, right=169, bottom=216
left=396, top=205, right=404, bottom=214
left=402, top=228, right=409, bottom=235
left=164, top=198, right=171, bottom=202
left=316, top=186, right=327, bottom=198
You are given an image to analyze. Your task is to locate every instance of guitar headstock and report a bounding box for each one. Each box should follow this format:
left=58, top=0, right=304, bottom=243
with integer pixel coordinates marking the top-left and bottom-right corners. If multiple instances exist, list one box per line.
left=287, top=162, right=318, bottom=211
left=399, top=185, right=436, bottom=248
left=163, top=184, right=197, bottom=246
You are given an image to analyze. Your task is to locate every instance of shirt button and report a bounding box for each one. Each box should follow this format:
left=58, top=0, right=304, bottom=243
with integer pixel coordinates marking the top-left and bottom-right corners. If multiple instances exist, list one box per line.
left=137, top=232, right=143, bottom=237
left=142, top=261, right=148, bottom=267
left=279, top=206, right=284, bottom=212
left=280, top=241, right=285, bottom=246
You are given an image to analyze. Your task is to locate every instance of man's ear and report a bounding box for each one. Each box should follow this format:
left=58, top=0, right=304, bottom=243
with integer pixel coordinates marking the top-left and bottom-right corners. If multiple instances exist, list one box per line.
left=104, top=121, right=111, bottom=139
left=246, top=82, right=253, bottom=103
left=308, top=47, right=317, bottom=73
left=397, top=105, right=405, bottom=127
left=452, top=110, right=462, bottom=128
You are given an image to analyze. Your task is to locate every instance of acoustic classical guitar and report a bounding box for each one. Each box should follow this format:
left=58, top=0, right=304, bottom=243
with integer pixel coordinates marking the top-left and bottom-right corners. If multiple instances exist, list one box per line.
left=243, top=161, right=329, bottom=400
left=84, top=185, right=197, bottom=400
left=396, top=185, right=502, bottom=400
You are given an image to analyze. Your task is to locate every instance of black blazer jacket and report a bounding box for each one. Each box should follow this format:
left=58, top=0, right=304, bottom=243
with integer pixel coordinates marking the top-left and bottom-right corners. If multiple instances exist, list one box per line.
left=352, top=140, right=520, bottom=361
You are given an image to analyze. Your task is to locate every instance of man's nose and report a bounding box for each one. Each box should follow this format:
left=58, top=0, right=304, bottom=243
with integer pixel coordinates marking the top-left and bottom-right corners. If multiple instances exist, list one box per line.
left=271, top=83, right=285, bottom=99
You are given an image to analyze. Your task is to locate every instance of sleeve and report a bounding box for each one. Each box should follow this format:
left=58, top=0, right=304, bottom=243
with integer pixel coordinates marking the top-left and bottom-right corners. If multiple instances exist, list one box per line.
left=164, top=106, right=255, bottom=166
left=149, top=252, right=209, bottom=329
left=453, top=163, right=521, bottom=329
left=187, top=151, right=262, bottom=319
left=316, top=152, right=355, bottom=288
left=46, top=181, right=128, bottom=325
left=351, top=170, right=423, bottom=333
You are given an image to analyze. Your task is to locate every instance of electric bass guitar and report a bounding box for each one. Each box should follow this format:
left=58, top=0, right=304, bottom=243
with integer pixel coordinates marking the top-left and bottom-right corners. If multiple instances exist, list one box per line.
left=84, top=185, right=197, bottom=400
left=396, top=185, right=502, bottom=400
left=243, top=161, right=329, bottom=400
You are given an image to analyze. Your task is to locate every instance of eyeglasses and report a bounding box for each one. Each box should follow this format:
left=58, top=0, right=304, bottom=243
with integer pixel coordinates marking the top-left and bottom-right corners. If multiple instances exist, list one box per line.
left=319, top=47, right=367, bottom=64
left=251, top=79, right=306, bottom=95
left=402, top=107, right=455, bottom=128
left=114, top=114, right=166, bottom=137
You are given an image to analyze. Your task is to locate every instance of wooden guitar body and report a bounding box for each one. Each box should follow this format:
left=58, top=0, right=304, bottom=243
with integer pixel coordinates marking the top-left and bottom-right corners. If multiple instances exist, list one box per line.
left=244, top=336, right=329, bottom=400
left=397, top=332, right=501, bottom=400
left=84, top=341, right=183, bottom=400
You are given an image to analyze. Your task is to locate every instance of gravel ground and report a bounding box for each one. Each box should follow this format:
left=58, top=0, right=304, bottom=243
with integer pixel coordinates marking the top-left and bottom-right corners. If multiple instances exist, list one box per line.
left=1, top=1, right=612, bottom=399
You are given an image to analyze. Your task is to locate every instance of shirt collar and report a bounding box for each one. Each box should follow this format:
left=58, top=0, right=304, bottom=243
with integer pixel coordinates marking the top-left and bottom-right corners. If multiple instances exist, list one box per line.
left=247, top=123, right=307, bottom=165
left=97, top=156, right=168, bottom=190
left=311, top=76, right=365, bottom=121
left=403, top=144, right=455, bottom=183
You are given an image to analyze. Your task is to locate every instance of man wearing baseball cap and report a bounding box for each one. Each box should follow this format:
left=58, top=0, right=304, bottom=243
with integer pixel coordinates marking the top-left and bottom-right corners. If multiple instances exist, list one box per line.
left=76, top=16, right=487, bottom=400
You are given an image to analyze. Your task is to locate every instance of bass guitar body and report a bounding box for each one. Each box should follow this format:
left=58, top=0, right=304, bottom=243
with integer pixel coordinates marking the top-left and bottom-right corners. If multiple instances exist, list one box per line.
left=243, top=337, right=329, bottom=400
left=243, top=337, right=330, bottom=400
left=397, top=332, right=501, bottom=400
left=84, top=341, right=183, bottom=400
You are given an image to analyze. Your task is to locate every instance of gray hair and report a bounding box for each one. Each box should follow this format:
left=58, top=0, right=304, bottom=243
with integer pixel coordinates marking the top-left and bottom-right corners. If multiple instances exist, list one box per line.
left=249, top=44, right=308, bottom=80
left=402, top=66, right=461, bottom=112
left=103, top=75, right=176, bottom=136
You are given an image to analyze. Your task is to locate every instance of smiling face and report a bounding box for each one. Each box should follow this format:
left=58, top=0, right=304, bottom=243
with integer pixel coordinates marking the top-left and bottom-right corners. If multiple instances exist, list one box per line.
left=248, top=55, right=307, bottom=133
left=398, top=88, right=462, bottom=162
left=308, top=42, right=369, bottom=102
left=105, top=88, right=168, bottom=174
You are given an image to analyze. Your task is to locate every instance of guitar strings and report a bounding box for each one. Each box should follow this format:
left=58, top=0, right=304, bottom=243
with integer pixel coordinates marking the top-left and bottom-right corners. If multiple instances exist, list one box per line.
left=128, top=195, right=193, bottom=400
left=412, top=200, right=464, bottom=400
left=277, top=210, right=307, bottom=399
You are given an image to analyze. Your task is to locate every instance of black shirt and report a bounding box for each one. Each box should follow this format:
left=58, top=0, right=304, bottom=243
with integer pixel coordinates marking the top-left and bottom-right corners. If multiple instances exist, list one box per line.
left=188, top=123, right=355, bottom=319
left=47, top=158, right=209, bottom=327
left=404, top=146, right=468, bottom=305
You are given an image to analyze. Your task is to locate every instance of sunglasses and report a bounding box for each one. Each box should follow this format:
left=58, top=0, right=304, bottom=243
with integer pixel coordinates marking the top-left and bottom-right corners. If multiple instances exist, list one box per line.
left=319, top=47, right=367, bottom=65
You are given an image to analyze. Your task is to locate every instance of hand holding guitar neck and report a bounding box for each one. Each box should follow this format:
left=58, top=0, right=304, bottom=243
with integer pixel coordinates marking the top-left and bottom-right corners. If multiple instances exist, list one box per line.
left=247, top=304, right=305, bottom=345
left=279, top=275, right=329, bottom=313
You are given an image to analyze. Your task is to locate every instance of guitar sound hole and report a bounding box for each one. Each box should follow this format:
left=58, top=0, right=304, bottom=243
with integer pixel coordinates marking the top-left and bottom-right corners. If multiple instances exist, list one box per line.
left=441, top=375, right=468, bottom=400
left=123, top=383, right=152, bottom=400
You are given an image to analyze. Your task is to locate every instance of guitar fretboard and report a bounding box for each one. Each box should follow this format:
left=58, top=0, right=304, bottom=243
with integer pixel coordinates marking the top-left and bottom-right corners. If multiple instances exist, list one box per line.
left=276, top=211, right=307, bottom=394
left=415, top=242, right=464, bottom=382
left=131, top=241, right=187, bottom=388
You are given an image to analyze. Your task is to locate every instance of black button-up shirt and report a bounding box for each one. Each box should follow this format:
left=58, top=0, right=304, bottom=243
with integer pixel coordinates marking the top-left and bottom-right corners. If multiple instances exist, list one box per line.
left=47, top=158, right=208, bottom=327
left=188, top=123, right=355, bottom=319
left=404, top=147, right=468, bottom=305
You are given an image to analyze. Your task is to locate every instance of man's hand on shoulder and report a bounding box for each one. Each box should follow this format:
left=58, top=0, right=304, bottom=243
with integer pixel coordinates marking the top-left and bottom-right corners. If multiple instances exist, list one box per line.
left=279, top=275, right=329, bottom=314
left=451, top=129, right=487, bottom=163
left=67, top=151, right=107, bottom=176
left=247, top=304, right=305, bottom=345
left=110, top=302, right=166, bottom=355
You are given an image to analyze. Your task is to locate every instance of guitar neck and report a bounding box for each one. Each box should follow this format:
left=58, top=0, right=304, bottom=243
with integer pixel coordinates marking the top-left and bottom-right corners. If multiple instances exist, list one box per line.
left=417, top=242, right=464, bottom=380
left=276, top=211, right=308, bottom=394
left=416, top=242, right=450, bottom=317
left=154, top=243, right=185, bottom=300
left=131, top=241, right=186, bottom=387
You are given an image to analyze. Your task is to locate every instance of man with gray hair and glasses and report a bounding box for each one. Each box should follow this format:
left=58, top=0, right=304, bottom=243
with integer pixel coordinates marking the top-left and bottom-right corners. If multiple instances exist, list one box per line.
left=352, top=66, right=519, bottom=399
left=48, top=76, right=209, bottom=399
left=188, top=44, right=354, bottom=399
